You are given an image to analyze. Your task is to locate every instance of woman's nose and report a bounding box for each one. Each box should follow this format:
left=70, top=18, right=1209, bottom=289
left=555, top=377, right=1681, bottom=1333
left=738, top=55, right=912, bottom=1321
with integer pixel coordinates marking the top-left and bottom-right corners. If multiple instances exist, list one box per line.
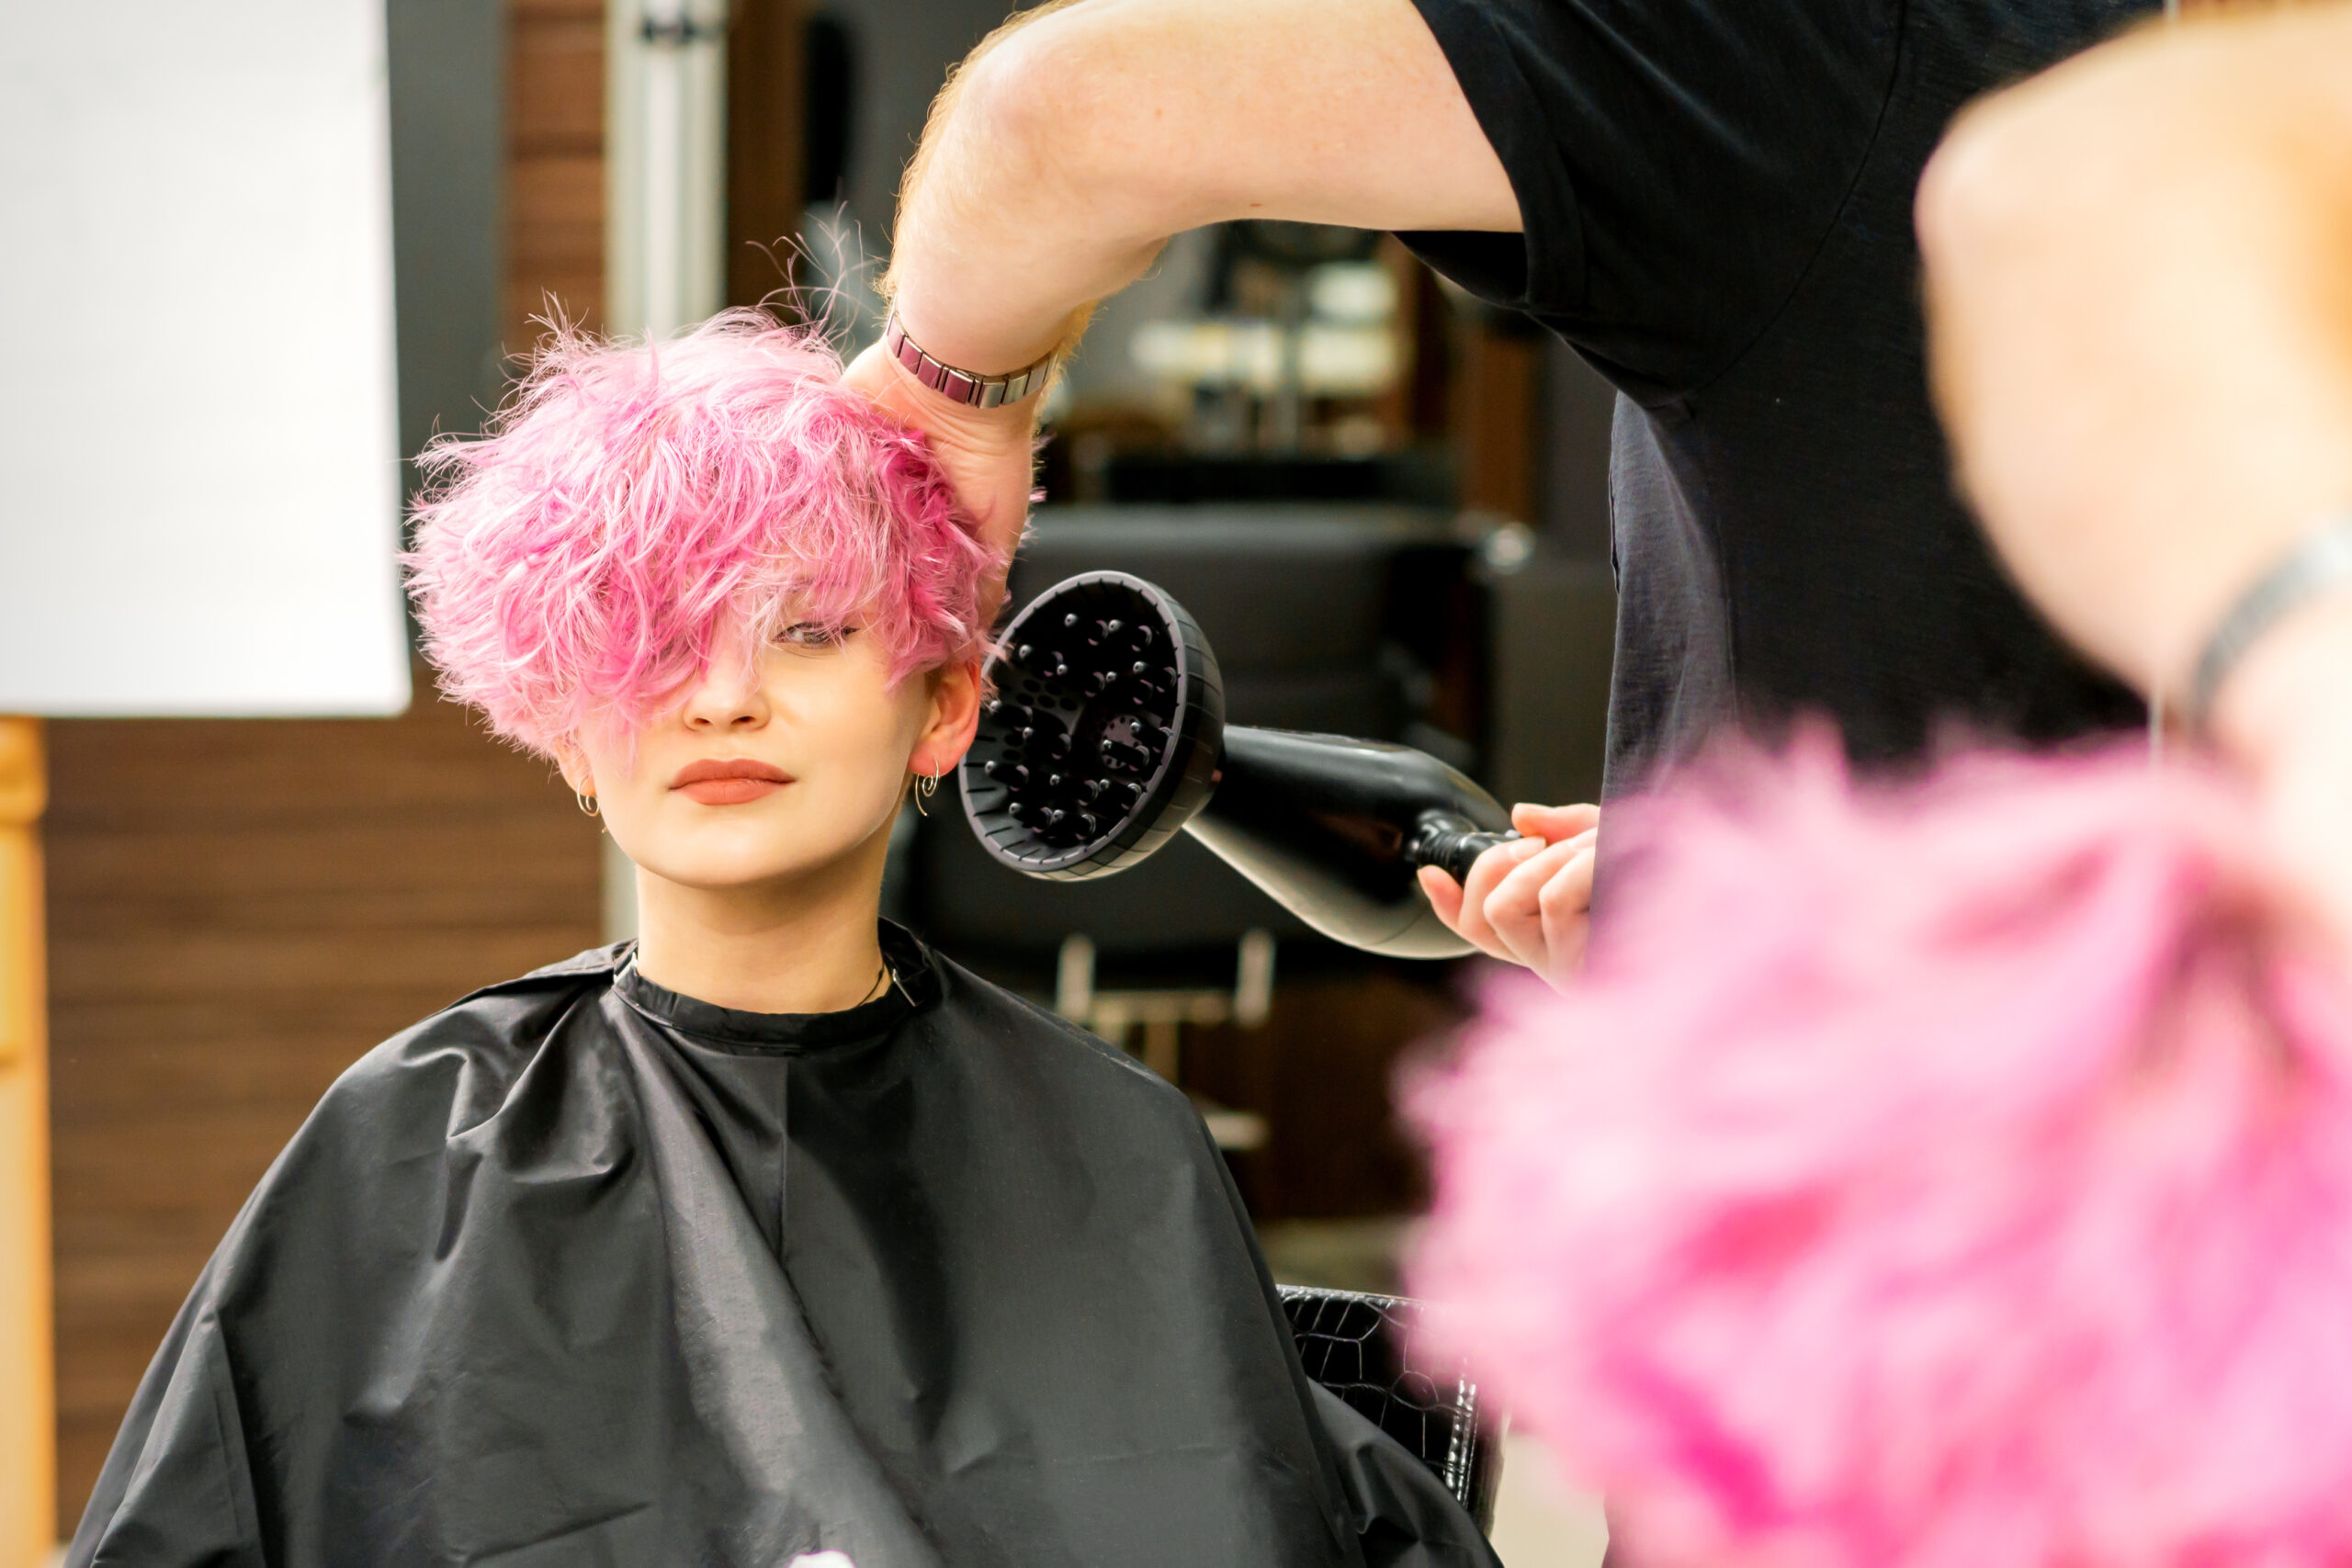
left=681, top=658, right=770, bottom=730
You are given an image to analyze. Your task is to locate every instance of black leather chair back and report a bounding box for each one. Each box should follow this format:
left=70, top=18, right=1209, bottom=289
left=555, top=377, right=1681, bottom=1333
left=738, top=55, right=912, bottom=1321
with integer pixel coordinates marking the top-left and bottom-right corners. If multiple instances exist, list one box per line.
left=1278, top=1285, right=1503, bottom=1533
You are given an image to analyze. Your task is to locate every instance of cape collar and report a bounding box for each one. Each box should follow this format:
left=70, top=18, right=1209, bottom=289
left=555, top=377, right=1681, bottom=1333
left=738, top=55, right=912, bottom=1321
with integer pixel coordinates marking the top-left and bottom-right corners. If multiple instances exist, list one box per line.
left=609, top=919, right=942, bottom=1053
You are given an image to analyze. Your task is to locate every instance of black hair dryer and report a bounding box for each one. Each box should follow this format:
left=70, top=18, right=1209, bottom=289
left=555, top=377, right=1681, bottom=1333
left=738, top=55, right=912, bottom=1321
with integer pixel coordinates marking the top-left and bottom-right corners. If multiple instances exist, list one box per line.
left=957, top=572, right=1518, bottom=958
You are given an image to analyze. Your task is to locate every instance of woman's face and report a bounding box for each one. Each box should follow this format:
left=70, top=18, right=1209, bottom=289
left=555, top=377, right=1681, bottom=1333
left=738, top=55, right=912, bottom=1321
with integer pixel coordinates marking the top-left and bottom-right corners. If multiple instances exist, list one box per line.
left=560, top=616, right=978, bottom=896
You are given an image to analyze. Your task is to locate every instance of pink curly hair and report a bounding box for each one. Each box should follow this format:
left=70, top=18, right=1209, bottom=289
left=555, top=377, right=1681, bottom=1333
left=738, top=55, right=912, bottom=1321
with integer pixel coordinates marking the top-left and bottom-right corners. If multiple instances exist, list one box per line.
left=404, top=310, right=999, bottom=759
left=1408, top=739, right=2352, bottom=1568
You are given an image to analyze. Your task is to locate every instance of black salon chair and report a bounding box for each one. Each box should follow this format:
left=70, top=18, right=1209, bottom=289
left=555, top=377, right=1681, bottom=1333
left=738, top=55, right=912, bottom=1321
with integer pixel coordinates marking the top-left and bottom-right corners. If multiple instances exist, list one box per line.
left=1279, top=1285, right=1505, bottom=1533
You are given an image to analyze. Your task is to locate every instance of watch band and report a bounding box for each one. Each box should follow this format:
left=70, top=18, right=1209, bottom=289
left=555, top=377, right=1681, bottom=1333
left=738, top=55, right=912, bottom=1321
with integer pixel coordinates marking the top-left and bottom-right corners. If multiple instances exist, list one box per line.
left=2184, top=511, right=2352, bottom=731
left=883, top=313, right=1053, bottom=410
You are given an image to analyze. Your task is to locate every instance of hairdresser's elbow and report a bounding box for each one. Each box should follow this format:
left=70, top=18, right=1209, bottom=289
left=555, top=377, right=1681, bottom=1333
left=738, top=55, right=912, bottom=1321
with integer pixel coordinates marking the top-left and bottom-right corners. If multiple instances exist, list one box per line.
left=1920, top=27, right=2224, bottom=288
left=1917, top=97, right=2064, bottom=289
left=958, top=6, right=1184, bottom=228
left=956, top=16, right=1113, bottom=202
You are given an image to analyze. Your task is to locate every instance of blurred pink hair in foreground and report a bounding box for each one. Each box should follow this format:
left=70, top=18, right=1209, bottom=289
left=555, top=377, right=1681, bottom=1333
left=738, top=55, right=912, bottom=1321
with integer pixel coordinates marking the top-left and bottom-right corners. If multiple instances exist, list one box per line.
left=1408, top=739, right=2352, bottom=1568
left=405, top=310, right=997, bottom=760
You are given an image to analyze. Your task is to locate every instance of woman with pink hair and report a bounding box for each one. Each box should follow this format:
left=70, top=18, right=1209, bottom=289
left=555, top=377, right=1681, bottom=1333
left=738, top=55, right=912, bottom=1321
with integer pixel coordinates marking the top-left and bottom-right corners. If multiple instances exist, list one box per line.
left=66, top=313, right=1496, bottom=1568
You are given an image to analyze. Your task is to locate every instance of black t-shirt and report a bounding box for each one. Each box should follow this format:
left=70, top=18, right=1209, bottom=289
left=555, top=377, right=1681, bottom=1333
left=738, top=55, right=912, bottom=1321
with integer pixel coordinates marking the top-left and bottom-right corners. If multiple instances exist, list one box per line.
left=1403, top=0, right=2152, bottom=794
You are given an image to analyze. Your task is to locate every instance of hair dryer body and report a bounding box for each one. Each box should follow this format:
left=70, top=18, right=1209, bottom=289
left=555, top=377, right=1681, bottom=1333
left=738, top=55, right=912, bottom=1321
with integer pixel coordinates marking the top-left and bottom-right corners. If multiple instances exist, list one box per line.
left=959, top=572, right=1518, bottom=958
left=1189, top=727, right=1511, bottom=957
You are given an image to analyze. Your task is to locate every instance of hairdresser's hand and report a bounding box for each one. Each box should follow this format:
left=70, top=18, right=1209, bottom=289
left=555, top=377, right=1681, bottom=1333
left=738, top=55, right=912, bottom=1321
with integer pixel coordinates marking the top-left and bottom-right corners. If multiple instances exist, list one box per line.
left=843, top=339, right=1039, bottom=610
left=1419, top=803, right=1600, bottom=990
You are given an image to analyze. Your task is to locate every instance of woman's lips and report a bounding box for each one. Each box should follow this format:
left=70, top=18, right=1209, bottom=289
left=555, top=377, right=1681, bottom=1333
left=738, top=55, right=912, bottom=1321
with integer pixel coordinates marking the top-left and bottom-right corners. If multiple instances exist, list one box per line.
left=670, top=758, right=793, bottom=806
left=679, top=777, right=786, bottom=806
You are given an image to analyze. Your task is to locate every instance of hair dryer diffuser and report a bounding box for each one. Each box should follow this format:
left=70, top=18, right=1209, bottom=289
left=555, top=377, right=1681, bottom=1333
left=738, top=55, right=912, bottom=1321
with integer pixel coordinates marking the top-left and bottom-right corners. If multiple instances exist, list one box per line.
left=958, top=572, right=1518, bottom=957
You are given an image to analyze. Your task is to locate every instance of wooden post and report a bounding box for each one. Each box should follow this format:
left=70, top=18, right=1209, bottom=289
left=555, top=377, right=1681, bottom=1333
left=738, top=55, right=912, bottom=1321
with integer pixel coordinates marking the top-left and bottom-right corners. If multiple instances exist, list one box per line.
left=0, top=716, right=54, bottom=1562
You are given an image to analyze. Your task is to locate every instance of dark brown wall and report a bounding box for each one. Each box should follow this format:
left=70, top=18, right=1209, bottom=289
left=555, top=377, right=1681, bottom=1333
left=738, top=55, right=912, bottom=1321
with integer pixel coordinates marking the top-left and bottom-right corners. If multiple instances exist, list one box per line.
left=508, top=0, right=605, bottom=345
left=726, top=0, right=807, bottom=311
left=1183, top=970, right=1467, bottom=1221
left=45, top=697, right=602, bottom=1524
left=1453, top=325, right=1539, bottom=525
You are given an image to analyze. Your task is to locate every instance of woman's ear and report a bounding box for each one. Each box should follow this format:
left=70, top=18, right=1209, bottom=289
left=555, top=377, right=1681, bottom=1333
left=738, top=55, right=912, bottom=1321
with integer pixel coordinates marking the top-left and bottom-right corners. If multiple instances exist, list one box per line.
left=553, top=739, right=595, bottom=799
left=909, top=660, right=983, bottom=781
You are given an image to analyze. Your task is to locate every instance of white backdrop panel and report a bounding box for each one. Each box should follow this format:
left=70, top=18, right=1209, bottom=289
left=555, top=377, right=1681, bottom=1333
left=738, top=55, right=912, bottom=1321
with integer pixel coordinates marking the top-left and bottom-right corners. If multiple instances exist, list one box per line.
left=0, top=0, right=410, bottom=716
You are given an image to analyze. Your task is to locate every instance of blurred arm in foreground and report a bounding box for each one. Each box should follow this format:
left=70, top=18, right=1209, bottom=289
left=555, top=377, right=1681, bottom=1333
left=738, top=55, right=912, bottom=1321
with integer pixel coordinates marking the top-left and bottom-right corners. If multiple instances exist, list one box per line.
left=1918, top=1, right=2352, bottom=950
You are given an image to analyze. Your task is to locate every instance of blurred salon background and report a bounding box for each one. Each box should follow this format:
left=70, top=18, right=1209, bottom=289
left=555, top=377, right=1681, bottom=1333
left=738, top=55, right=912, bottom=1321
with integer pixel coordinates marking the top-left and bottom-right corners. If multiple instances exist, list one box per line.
left=4, top=1, right=1616, bottom=1557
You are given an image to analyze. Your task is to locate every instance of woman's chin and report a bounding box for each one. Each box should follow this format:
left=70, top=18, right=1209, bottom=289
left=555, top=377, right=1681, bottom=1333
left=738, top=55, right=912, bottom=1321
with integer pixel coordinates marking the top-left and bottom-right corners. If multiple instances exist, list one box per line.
left=624, top=833, right=876, bottom=902
left=612, top=793, right=902, bottom=906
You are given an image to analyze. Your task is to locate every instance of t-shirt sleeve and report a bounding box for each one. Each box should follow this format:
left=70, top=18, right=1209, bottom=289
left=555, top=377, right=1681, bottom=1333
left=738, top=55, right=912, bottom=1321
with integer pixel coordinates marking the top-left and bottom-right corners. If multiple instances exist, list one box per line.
left=1399, top=0, right=1899, bottom=398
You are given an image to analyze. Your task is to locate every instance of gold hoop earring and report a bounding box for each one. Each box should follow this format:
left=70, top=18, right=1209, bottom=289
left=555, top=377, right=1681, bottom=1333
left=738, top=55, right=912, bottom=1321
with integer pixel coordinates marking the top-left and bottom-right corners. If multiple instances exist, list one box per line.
left=576, top=791, right=600, bottom=818
left=913, top=771, right=940, bottom=816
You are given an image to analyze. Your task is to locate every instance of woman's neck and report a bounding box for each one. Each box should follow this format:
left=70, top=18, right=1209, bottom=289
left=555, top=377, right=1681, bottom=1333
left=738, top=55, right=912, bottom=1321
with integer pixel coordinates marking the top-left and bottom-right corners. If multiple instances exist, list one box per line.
left=629, top=840, right=891, bottom=1014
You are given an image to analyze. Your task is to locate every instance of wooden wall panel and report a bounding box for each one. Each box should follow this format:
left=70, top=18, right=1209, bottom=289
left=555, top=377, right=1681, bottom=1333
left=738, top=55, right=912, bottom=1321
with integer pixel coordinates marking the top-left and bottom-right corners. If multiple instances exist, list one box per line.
left=1182, top=968, right=1465, bottom=1221
left=726, top=0, right=807, bottom=310
left=1453, top=324, right=1539, bottom=525
left=508, top=0, right=605, bottom=347
left=46, top=696, right=602, bottom=1527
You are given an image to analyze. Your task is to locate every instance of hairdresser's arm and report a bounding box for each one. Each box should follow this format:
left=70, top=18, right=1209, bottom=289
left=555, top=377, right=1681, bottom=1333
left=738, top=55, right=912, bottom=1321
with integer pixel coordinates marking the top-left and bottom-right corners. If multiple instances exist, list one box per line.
left=1917, top=2, right=2352, bottom=947
left=842, top=0, right=1518, bottom=562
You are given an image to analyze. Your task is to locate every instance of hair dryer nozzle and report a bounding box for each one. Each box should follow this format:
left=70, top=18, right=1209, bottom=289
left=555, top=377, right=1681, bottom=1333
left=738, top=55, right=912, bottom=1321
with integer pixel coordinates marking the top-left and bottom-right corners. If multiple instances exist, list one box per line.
left=961, top=572, right=1520, bottom=956
left=958, top=573, right=1225, bottom=880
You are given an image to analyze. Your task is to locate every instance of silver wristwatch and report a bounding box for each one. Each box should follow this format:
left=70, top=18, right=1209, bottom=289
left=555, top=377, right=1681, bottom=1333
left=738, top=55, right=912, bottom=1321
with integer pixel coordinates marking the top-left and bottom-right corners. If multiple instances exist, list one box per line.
left=883, top=313, right=1053, bottom=410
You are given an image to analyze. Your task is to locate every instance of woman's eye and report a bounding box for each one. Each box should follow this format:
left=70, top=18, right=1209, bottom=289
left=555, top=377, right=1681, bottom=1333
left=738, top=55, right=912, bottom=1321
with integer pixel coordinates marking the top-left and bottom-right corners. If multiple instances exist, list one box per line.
left=777, top=621, right=854, bottom=648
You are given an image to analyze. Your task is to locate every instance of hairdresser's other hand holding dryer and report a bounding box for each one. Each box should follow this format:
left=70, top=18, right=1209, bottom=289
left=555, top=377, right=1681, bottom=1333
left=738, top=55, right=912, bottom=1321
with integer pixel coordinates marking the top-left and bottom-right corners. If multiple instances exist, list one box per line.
left=1420, top=803, right=1600, bottom=989
left=1918, top=1, right=2352, bottom=961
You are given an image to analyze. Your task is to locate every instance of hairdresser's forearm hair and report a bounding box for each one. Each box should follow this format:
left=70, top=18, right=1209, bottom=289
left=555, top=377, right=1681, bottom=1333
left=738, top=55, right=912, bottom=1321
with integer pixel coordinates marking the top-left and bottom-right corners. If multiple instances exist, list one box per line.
left=1917, top=2, right=2352, bottom=723
left=880, top=0, right=1518, bottom=376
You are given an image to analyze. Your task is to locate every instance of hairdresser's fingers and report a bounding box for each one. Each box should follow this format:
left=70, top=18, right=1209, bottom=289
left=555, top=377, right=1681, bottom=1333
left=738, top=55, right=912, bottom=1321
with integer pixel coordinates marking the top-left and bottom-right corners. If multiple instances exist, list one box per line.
left=1421, top=863, right=1515, bottom=964
left=1418, top=864, right=1466, bottom=931
left=1482, top=831, right=1598, bottom=975
left=1457, top=832, right=1553, bottom=961
left=1430, top=835, right=1550, bottom=964
left=1533, top=839, right=1600, bottom=987
left=1512, top=801, right=1600, bottom=845
left=842, top=341, right=1038, bottom=591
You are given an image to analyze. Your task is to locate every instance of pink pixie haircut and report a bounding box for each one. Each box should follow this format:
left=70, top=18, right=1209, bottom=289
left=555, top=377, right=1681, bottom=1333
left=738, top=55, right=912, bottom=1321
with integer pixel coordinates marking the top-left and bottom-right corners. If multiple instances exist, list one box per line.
left=1407, top=739, right=2352, bottom=1568
left=404, top=310, right=998, bottom=759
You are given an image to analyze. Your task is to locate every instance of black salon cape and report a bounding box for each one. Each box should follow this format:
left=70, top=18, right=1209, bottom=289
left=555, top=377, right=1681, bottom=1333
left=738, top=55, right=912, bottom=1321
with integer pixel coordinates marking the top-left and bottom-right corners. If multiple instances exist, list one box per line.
left=71, top=926, right=1496, bottom=1568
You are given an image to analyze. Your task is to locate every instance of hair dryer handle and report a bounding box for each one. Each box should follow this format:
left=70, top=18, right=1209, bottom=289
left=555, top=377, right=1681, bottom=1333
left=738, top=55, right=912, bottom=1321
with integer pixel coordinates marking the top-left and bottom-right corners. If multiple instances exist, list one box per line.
left=1410, top=810, right=1522, bottom=883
